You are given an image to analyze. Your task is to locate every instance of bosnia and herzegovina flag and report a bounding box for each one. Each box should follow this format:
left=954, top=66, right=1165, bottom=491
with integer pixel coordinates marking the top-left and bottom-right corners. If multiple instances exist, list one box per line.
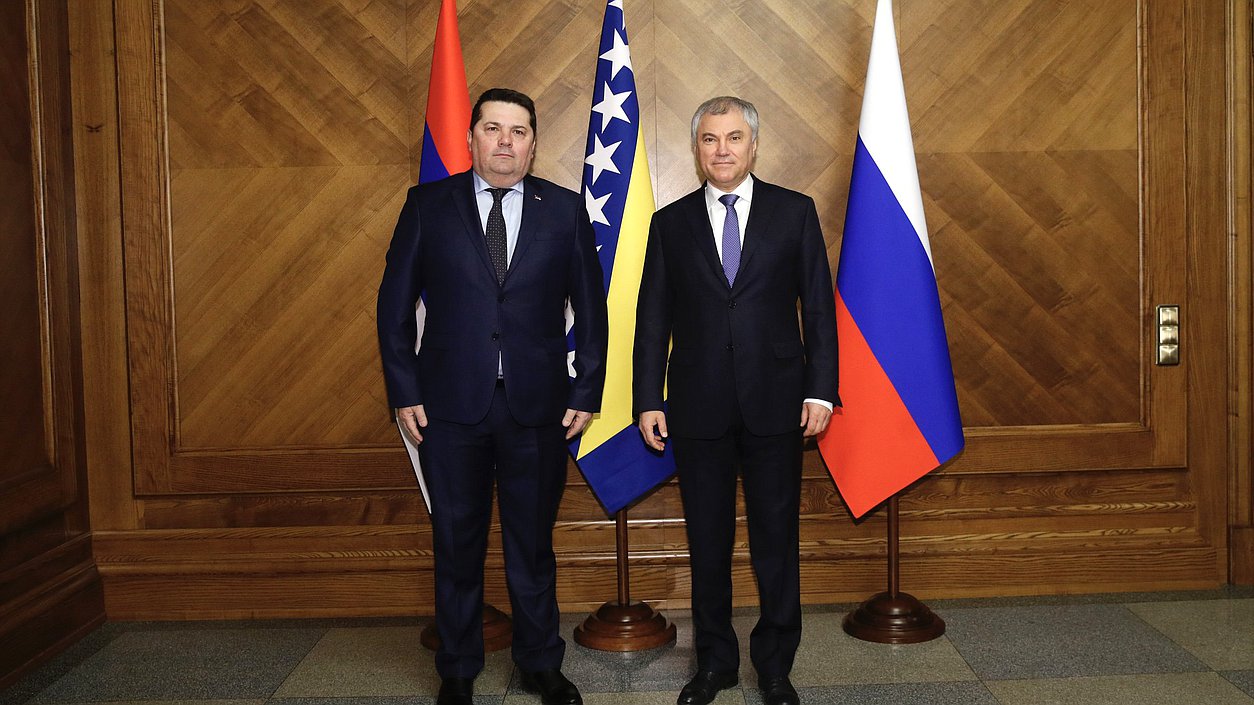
left=818, top=0, right=964, bottom=519
left=418, top=0, right=470, bottom=183
left=568, top=0, right=675, bottom=514
left=399, top=0, right=471, bottom=512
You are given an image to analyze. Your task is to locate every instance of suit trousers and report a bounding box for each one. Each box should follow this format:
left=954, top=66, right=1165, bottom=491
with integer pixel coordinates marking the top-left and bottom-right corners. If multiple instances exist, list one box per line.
left=672, top=412, right=803, bottom=679
left=419, top=384, right=569, bottom=679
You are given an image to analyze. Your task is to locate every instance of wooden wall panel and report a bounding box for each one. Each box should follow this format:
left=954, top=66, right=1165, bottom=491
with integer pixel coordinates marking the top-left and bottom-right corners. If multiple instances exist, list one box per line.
left=905, top=0, right=1141, bottom=428
left=72, top=0, right=1239, bottom=619
left=1184, top=0, right=1234, bottom=557
left=150, top=0, right=1177, bottom=479
left=165, top=0, right=409, bottom=450
left=1231, top=0, right=1254, bottom=585
left=0, top=0, right=49, bottom=486
left=0, top=0, right=103, bottom=688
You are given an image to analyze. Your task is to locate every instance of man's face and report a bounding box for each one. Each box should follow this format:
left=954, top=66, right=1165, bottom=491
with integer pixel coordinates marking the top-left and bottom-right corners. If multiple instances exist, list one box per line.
left=694, top=109, right=757, bottom=192
left=468, top=101, right=536, bottom=187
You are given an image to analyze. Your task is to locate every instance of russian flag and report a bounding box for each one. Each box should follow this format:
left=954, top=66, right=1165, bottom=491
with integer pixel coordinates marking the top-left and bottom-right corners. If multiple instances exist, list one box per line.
left=567, top=0, right=675, bottom=514
left=397, top=0, right=471, bottom=512
left=817, top=0, right=964, bottom=519
left=418, top=0, right=470, bottom=184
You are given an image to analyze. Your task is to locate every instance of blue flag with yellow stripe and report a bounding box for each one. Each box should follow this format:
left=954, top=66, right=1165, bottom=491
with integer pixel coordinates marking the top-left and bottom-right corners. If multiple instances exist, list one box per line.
left=568, top=0, right=674, bottom=514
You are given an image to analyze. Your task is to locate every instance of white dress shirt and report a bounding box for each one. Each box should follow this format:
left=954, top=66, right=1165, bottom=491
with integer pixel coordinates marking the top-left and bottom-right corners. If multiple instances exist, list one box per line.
left=704, top=174, right=755, bottom=259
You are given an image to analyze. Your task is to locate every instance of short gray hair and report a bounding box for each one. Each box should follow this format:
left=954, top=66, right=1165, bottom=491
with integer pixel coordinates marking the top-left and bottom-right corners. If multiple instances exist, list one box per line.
left=690, top=96, right=760, bottom=145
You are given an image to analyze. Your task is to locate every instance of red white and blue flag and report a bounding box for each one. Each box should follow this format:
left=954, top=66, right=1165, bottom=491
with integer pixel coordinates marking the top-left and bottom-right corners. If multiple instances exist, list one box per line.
left=818, top=0, right=964, bottom=518
left=568, top=0, right=675, bottom=514
left=399, top=0, right=471, bottom=511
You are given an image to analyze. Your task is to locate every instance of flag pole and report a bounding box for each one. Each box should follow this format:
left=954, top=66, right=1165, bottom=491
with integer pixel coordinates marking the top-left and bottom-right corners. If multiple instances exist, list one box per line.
left=574, top=508, right=676, bottom=651
left=842, top=492, right=944, bottom=643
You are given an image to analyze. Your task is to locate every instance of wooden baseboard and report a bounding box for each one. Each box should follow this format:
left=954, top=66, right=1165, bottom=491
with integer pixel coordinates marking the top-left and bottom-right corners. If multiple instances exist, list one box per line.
left=94, top=526, right=1220, bottom=620
left=0, top=545, right=105, bottom=689
left=1232, top=527, right=1254, bottom=584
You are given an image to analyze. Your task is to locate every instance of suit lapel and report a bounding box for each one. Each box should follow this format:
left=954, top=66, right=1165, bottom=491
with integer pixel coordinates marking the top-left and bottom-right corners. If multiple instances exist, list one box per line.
left=450, top=171, right=498, bottom=281
left=683, top=187, right=728, bottom=290
left=506, top=176, right=541, bottom=283
left=735, top=176, right=775, bottom=288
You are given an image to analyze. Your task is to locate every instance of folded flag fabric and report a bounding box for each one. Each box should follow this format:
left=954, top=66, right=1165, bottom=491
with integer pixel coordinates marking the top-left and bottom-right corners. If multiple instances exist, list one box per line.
left=818, top=0, right=965, bottom=519
left=398, top=0, right=472, bottom=512
left=568, top=0, right=675, bottom=514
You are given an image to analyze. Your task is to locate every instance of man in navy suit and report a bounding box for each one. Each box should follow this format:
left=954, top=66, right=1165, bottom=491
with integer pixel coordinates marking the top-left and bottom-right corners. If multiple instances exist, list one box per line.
left=634, top=96, right=838, bottom=705
left=377, top=88, right=607, bottom=705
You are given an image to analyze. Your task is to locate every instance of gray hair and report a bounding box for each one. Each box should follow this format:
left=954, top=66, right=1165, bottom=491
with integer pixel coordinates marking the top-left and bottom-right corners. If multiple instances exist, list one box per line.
left=690, top=96, right=760, bottom=145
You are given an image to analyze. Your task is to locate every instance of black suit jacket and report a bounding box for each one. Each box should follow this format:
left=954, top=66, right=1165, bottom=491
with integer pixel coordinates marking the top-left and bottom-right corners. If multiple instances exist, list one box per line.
left=377, top=170, right=608, bottom=426
left=633, top=177, right=838, bottom=438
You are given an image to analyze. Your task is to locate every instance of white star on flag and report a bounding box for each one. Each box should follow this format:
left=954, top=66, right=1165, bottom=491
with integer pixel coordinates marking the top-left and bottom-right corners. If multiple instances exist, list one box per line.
left=584, top=134, right=622, bottom=186
left=591, top=83, right=632, bottom=131
left=599, top=30, right=632, bottom=80
left=584, top=188, right=612, bottom=226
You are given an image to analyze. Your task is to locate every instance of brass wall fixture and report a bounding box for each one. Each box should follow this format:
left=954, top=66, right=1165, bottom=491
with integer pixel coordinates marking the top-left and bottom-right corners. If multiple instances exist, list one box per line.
left=1156, top=305, right=1180, bottom=366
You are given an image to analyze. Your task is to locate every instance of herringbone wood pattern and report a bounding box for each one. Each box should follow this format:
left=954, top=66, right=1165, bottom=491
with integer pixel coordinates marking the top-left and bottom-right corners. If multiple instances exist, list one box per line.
left=165, top=0, right=1140, bottom=450
left=80, top=0, right=1235, bottom=615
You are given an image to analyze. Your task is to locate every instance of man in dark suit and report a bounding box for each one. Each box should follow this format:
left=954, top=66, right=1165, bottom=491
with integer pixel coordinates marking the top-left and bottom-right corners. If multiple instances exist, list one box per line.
left=377, top=88, right=607, bottom=705
left=634, top=96, right=838, bottom=705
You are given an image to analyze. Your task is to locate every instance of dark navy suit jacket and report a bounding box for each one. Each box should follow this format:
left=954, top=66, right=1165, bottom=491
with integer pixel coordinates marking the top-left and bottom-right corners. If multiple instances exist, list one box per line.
left=633, top=177, right=838, bottom=438
left=378, top=170, right=607, bottom=426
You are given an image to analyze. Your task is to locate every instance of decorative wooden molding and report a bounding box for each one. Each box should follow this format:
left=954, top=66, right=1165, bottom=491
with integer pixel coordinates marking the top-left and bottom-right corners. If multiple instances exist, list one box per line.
left=93, top=519, right=1218, bottom=620
left=1, top=0, right=102, bottom=689
left=0, top=535, right=103, bottom=690
left=1232, top=527, right=1254, bottom=585
left=1226, top=0, right=1254, bottom=565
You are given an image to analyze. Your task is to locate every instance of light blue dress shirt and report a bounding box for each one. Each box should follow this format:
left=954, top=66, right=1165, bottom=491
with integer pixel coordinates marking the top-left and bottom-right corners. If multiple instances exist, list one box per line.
left=472, top=172, right=524, bottom=266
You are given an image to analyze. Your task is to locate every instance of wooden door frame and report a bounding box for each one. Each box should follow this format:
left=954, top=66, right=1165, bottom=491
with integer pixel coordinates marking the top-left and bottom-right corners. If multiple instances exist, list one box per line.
left=1229, top=0, right=1254, bottom=584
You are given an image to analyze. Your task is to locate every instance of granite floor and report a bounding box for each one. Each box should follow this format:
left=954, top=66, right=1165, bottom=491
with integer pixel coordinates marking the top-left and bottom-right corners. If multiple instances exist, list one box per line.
left=4, top=588, right=1253, bottom=705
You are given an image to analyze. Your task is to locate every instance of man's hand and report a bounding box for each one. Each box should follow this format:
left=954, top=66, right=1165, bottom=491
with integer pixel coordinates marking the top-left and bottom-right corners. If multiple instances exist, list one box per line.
left=800, top=401, right=832, bottom=437
left=397, top=404, right=428, bottom=443
left=637, top=410, right=668, bottom=451
left=563, top=409, right=593, bottom=439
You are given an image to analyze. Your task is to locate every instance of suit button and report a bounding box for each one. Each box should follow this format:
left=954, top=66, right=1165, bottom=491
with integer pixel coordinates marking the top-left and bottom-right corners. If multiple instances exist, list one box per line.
left=498, top=295, right=506, bottom=303
left=491, top=332, right=500, bottom=341
left=728, top=299, right=737, bottom=309
left=726, top=343, right=735, bottom=351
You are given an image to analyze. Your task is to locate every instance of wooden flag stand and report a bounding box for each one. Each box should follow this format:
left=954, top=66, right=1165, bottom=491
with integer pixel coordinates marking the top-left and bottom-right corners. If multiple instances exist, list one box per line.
left=421, top=605, right=513, bottom=652
left=574, top=509, right=676, bottom=651
left=843, top=493, right=945, bottom=643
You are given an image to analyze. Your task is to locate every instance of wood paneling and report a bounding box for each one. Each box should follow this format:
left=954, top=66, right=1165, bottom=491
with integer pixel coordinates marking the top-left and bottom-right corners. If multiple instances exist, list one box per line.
left=70, top=0, right=1241, bottom=619
left=70, top=0, right=135, bottom=533
left=1229, top=0, right=1253, bottom=585
left=96, top=466, right=1217, bottom=618
left=0, top=0, right=103, bottom=689
left=0, top=0, right=49, bottom=488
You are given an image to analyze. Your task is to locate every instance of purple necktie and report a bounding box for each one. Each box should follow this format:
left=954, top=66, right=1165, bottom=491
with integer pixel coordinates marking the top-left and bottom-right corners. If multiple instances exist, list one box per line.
left=719, top=193, right=741, bottom=286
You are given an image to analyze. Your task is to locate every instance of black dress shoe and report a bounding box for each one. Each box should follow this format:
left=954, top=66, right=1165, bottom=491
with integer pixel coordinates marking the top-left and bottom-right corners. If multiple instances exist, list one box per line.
left=436, top=677, right=474, bottom=705
left=677, top=670, right=738, bottom=705
left=521, top=669, right=583, bottom=705
left=759, top=675, right=799, bottom=705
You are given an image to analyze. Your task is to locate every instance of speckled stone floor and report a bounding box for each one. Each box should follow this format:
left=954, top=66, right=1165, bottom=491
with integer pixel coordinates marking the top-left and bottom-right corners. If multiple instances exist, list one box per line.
left=4, top=588, right=1253, bottom=705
